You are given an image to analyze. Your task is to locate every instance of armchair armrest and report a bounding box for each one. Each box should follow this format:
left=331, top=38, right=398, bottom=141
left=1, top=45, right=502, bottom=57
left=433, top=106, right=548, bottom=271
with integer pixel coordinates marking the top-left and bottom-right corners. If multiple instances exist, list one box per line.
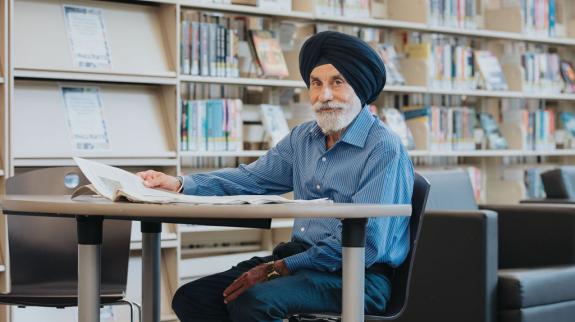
left=521, top=199, right=575, bottom=204
left=480, top=204, right=575, bottom=269
left=397, top=210, right=497, bottom=322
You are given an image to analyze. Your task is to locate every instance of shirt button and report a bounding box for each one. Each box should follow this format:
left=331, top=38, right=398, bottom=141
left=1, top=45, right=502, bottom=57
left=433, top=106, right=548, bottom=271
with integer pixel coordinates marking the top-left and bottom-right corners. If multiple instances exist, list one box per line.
left=316, top=184, right=321, bottom=190
left=321, top=157, right=327, bottom=162
left=300, top=227, right=305, bottom=232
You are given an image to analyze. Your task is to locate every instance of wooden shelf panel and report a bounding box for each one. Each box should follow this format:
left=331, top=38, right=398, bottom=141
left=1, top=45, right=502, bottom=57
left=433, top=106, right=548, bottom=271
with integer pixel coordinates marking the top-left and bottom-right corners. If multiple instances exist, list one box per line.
left=181, top=245, right=262, bottom=257
left=130, top=238, right=179, bottom=251
left=180, top=75, right=304, bottom=87
left=179, top=1, right=313, bottom=19
left=15, top=69, right=177, bottom=85
left=409, top=150, right=575, bottom=157
left=178, top=77, right=575, bottom=101
left=14, top=0, right=176, bottom=76
left=179, top=220, right=292, bottom=234
left=181, top=149, right=575, bottom=159
left=178, top=2, right=575, bottom=46
left=13, top=80, right=177, bottom=159
left=180, top=150, right=267, bottom=158
left=161, top=314, right=179, bottom=322
left=384, top=86, right=575, bottom=101
left=13, top=158, right=178, bottom=167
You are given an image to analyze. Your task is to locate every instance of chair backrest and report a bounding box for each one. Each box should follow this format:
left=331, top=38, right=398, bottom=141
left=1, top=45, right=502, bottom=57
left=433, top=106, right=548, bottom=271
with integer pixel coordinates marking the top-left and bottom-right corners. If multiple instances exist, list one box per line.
left=541, top=167, right=575, bottom=199
left=6, top=167, right=131, bottom=296
left=418, top=169, right=478, bottom=211
left=382, top=172, right=430, bottom=317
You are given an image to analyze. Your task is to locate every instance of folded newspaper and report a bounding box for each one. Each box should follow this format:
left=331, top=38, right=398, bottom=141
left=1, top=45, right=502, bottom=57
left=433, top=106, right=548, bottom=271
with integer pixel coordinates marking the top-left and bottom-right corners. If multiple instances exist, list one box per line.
left=72, top=157, right=329, bottom=205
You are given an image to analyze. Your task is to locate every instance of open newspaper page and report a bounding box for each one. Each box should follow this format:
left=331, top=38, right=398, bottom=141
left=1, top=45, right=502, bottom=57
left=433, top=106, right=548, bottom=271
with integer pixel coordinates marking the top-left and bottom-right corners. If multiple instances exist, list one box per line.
left=73, top=157, right=328, bottom=205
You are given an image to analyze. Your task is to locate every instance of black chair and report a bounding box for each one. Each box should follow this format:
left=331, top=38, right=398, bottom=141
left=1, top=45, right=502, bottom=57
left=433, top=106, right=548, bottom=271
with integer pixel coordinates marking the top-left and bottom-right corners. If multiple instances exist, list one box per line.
left=540, top=166, right=575, bottom=199
left=289, top=172, right=430, bottom=322
left=1, top=167, right=140, bottom=321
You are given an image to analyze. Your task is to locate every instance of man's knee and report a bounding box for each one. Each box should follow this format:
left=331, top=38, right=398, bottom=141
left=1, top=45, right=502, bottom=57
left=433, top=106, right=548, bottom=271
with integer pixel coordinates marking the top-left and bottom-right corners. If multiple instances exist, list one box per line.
left=171, top=282, right=209, bottom=319
left=227, top=288, right=277, bottom=322
left=171, top=285, right=190, bottom=318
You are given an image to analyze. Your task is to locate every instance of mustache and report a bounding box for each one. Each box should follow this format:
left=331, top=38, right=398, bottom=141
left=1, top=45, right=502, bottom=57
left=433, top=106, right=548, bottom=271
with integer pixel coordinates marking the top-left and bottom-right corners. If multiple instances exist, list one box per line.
left=312, top=102, right=348, bottom=112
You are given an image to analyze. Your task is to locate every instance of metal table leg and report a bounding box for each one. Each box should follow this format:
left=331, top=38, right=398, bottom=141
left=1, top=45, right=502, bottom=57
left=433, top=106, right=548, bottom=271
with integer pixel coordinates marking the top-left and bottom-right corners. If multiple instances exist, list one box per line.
left=341, top=218, right=368, bottom=322
left=77, top=216, right=104, bottom=322
left=141, top=222, right=162, bottom=322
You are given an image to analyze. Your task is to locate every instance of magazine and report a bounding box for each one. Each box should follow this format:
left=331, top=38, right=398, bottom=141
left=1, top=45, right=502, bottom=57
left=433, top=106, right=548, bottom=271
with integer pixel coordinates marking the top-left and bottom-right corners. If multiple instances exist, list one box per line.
left=474, top=50, right=508, bottom=91
left=72, top=157, right=328, bottom=205
left=249, top=30, right=289, bottom=77
left=560, top=60, right=575, bottom=93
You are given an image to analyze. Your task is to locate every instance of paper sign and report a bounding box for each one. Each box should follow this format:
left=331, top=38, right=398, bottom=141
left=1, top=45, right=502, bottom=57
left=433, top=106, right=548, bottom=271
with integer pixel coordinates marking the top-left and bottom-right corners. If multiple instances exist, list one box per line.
left=63, top=5, right=112, bottom=69
left=62, top=86, right=110, bottom=150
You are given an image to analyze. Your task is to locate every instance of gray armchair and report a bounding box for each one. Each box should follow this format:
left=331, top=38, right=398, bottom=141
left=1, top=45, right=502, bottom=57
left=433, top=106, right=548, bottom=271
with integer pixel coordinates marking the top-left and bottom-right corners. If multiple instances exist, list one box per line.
left=419, top=169, right=575, bottom=322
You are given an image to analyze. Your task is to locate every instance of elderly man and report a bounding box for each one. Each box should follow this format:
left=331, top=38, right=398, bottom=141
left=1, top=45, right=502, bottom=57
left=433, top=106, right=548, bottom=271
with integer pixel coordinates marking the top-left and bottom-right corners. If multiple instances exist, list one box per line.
left=138, top=31, right=414, bottom=322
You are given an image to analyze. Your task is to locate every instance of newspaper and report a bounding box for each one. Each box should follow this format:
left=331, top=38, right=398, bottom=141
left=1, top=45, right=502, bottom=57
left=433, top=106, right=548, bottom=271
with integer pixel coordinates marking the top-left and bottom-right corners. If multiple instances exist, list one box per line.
left=72, top=157, right=329, bottom=205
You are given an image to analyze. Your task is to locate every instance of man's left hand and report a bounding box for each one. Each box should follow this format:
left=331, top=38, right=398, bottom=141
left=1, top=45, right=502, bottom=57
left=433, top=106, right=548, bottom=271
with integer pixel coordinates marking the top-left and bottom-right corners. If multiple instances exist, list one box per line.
left=223, top=263, right=270, bottom=304
left=223, top=260, right=290, bottom=303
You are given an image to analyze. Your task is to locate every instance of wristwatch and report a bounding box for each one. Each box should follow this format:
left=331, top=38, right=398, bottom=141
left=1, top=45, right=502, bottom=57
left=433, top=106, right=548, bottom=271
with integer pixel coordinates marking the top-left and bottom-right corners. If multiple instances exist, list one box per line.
left=176, top=176, right=184, bottom=193
left=266, top=261, right=281, bottom=281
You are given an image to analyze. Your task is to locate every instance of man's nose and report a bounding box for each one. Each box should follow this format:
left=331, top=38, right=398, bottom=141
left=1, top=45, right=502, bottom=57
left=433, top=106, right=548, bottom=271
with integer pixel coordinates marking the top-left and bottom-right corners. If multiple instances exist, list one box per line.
left=320, top=86, right=333, bottom=102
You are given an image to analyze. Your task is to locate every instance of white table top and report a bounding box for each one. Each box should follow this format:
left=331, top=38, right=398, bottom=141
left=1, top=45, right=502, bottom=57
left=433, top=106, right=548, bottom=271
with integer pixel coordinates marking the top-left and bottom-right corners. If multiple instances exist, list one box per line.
left=1, top=195, right=412, bottom=220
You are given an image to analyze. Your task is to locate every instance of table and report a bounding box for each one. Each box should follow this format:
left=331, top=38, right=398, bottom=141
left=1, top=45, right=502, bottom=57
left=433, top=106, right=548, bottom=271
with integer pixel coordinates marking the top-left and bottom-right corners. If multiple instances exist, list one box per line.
left=1, top=195, right=411, bottom=322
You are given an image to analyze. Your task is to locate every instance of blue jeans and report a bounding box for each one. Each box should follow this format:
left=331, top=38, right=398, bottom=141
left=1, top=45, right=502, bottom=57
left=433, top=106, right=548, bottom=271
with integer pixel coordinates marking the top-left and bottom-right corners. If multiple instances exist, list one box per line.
left=172, top=254, right=391, bottom=322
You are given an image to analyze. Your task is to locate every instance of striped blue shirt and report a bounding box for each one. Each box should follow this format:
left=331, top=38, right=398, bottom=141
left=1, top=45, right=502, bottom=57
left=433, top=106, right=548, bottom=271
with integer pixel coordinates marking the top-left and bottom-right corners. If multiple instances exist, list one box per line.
left=182, top=106, right=414, bottom=273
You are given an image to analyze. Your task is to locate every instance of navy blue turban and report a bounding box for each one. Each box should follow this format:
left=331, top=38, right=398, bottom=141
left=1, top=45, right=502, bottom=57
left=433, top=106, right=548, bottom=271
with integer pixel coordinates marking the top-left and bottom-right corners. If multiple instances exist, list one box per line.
left=299, top=31, right=386, bottom=106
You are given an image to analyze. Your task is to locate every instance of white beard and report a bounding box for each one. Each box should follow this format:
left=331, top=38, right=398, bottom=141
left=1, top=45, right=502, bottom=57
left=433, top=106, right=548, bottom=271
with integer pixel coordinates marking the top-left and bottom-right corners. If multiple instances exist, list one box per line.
left=312, top=98, right=362, bottom=134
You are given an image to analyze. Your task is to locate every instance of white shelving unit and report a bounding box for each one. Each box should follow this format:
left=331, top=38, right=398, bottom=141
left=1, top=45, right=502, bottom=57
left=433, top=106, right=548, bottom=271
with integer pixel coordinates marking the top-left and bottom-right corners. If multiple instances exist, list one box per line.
left=181, top=1, right=575, bottom=46
left=409, top=150, right=575, bottom=158
left=180, top=75, right=304, bottom=87
left=180, top=150, right=268, bottom=158
left=180, top=77, right=575, bottom=101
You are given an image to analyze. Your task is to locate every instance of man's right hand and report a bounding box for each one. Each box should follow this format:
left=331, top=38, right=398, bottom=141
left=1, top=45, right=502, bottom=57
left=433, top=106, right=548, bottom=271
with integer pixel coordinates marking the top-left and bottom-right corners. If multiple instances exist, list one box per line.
left=136, top=170, right=182, bottom=192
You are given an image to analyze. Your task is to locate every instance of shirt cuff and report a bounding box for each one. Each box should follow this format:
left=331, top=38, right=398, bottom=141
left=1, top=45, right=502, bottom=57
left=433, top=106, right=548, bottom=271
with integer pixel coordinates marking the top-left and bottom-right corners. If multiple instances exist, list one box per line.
left=181, top=175, right=198, bottom=195
left=283, top=251, right=314, bottom=273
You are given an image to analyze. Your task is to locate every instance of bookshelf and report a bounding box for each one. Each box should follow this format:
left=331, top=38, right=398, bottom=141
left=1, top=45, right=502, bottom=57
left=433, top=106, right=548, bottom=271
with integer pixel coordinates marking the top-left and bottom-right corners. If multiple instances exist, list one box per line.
left=14, top=0, right=178, bottom=79
left=6, top=0, right=181, bottom=321
left=183, top=0, right=575, bottom=46
left=0, top=0, right=8, bottom=320
left=1, top=0, right=575, bottom=321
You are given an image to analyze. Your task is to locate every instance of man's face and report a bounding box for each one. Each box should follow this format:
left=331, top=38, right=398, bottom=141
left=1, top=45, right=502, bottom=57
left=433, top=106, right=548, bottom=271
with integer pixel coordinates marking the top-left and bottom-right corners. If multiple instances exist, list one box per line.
left=308, top=64, right=362, bottom=134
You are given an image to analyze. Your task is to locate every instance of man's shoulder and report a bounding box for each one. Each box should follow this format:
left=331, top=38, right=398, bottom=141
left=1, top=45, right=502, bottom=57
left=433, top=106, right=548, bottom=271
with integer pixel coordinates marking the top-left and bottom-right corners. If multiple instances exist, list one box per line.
left=367, top=119, right=405, bottom=156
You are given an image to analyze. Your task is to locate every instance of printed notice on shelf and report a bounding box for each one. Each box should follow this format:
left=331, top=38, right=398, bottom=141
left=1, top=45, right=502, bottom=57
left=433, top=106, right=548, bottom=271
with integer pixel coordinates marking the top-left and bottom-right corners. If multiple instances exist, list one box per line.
left=62, top=86, right=110, bottom=151
left=63, top=5, right=112, bottom=69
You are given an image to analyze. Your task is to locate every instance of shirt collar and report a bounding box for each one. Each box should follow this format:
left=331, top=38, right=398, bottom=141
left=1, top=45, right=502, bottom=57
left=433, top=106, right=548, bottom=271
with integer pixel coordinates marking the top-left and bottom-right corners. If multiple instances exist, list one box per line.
left=308, top=106, right=376, bottom=148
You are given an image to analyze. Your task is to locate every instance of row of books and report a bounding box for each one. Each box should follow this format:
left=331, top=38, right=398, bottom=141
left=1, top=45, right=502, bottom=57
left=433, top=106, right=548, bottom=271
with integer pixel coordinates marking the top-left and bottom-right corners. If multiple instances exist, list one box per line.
left=310, top=0, right=370, bottom=18
left=428, top=0, right=478, bottom=29
left=180, top=99, right=243, bottom=152
left=516, top=0, right=559, bottom=37
left=521, top=50, right=563, bottom=93
left=379, top=94, right=575, bottom=152
left=194, top=0, right=292, bottom=11
left=401, top=105, right=477, bottom=152
left=501, top=99, right=556, bottom=151
left=404, top=33, right=575, bottom=92
left=180, top=11, right=289, bottom=78
left=405, top=35, right=477, bottom=90
left=180, top=12, right=240, bottom=78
